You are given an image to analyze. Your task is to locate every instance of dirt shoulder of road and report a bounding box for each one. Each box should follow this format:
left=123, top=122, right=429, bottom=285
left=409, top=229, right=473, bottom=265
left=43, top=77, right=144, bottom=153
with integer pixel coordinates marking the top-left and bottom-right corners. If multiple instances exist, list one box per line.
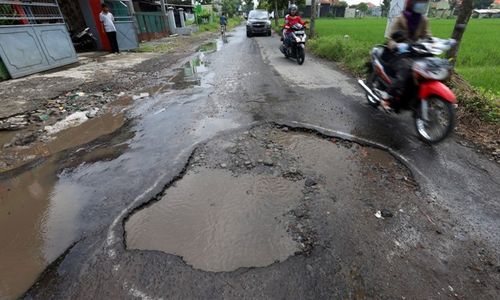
left=449, top=75, right=500, bottom=161
left=0, top=32, right=218, bottom=172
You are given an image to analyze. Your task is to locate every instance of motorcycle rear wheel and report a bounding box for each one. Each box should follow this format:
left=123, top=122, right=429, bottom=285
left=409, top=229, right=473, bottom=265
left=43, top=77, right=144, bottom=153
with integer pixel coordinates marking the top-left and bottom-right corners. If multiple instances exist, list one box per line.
left=414, top=96, right=455, bottom=144
left=296, top=47, right=305, bottom=65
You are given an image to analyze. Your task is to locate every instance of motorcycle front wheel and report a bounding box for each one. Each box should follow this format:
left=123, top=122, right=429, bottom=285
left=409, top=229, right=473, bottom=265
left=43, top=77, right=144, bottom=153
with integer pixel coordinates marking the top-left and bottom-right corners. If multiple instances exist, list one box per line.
left=414, top=96, right=455, bottom=144
left=296, top=46, right=305, bottom=65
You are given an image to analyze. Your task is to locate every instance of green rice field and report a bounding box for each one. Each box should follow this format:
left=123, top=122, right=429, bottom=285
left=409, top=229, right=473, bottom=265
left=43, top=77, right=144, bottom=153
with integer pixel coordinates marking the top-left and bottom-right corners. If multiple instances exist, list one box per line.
left=310, top=18, right=500, bottom=96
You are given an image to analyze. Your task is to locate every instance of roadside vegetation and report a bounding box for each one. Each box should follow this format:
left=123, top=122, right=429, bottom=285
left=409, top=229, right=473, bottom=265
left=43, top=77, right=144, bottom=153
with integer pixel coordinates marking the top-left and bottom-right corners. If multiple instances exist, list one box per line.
left=198, top=17, right=242, bottom=32
left=136, top=17, right=242, bottom=53
left=307, top=18, right=499, bottom=125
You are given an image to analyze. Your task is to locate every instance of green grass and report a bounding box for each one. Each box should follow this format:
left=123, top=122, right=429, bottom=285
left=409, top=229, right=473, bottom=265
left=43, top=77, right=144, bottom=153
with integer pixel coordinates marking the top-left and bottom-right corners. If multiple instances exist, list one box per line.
left=308, top=17, right=499, bottom=122
left=198, top=17, right=242, bottom=32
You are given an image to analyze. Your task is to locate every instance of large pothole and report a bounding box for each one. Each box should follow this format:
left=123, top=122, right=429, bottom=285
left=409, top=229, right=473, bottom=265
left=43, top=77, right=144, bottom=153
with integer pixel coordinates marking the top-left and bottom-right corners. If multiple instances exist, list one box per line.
left=125, top=124, right=414, bottom=272
left=125, top=168, right=303, bottom=272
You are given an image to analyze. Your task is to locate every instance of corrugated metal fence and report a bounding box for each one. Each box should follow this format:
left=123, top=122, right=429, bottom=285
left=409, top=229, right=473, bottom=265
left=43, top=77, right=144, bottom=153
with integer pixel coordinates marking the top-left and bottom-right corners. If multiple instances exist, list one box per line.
left=136, top=12, right=169, bottom=41
left=0, top=0, right=77, bottom=78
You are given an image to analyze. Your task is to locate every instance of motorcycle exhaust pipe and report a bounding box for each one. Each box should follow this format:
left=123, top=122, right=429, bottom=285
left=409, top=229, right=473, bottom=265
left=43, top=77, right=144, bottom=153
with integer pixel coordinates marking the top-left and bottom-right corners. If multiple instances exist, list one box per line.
left=357, top=79, right=381, bottom=102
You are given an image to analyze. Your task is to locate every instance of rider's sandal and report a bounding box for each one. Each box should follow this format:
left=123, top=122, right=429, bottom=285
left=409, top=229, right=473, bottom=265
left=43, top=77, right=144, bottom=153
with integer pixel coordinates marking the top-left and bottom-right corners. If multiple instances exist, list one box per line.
left=381, top=100, right=394, bottom=113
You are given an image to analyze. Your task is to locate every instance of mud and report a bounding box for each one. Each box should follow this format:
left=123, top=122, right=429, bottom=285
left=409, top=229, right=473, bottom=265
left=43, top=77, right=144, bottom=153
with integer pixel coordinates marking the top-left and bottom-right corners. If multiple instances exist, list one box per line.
left=118, top=124, right=500, bottom=299
left=0, top=112, right=125, bottom=172
left=0, top=120, right=133, bottom=299
left=0, top=33, right=219, bottom=173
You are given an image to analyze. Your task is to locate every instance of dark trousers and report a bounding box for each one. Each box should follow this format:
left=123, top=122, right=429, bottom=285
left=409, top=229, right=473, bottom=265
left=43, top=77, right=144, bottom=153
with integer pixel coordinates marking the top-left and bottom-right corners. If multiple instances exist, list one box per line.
left=106, top=31, right=119, bottom=53
left=284, top=32, right=294, bottom=46
left=389, top=57, right=412, bottom=98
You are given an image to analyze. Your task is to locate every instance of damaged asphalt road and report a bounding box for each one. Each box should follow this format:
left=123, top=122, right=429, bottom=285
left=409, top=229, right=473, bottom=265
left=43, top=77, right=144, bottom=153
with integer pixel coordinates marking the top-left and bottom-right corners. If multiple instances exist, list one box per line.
left=1, top=26, right=499, bottom=299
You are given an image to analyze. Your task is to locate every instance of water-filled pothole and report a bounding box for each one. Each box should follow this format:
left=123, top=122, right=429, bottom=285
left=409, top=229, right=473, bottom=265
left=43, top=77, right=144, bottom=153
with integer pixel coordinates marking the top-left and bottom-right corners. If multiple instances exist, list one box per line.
left=125, top=168, right=302, bottom=272
left=169, top=54, right=208, bottom=89
left=198, top=41, right=217, bottom=53
left=125, top=125, right=414, bottom=272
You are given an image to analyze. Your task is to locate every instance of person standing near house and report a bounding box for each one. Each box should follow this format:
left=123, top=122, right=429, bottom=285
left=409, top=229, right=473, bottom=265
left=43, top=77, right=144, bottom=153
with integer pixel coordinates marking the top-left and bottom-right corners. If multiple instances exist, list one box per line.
left=99, top=4, right=120, bottom=54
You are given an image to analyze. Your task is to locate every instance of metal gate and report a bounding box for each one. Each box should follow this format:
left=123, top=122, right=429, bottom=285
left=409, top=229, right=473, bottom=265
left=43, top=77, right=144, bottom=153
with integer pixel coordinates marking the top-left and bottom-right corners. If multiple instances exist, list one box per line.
left=0, top=0, right=78, bottom=78
left=103, top=0, right=138, bottom=51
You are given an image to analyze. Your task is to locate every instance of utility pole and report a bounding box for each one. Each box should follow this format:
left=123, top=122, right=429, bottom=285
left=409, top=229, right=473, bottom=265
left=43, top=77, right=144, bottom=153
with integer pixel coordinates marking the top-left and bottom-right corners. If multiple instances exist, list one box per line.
left=384, top=0, right=405, bottom=37
left=447, top=0, right=473, bottom=66
left=275, top=0, right=279, bottom=27
left=160, top=0, right=169, bottom=28
left=310, top=0, right=316, bottom=38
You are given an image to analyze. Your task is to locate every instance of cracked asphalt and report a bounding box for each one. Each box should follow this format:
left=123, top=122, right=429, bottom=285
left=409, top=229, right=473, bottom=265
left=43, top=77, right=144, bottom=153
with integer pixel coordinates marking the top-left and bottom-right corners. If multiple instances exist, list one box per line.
left=0, top=26, right=499, bottom=299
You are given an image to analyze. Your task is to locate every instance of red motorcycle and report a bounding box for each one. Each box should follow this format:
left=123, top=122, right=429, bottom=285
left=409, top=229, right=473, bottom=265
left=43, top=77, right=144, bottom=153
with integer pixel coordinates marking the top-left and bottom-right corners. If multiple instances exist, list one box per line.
left=358, top=37, right=457, bottom=144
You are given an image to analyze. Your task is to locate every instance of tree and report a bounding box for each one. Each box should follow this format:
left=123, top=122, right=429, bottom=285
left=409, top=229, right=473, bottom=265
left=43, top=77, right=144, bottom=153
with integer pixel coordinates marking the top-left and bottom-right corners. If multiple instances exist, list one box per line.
left=274, top=0, right=279, bottom=26
left=310, top=0, right=317, bottom=38
left=332, top=1, right=348, bottom=17
left=336, top=1, right=348, bottom=7
left=447, top=0, right=473, bottom=65
left=448, top=0, right=459, bottom=14
left=357, top=2, right=369, bottom=13
left=257, top=0, right=270, bottom=9
left=221, top=0, right=242, bottom=16
left=381, top=0, right=390, bottom=17
left=243, top=0, right=255, bottom=12
left=257, top=0, right=305, bottom=12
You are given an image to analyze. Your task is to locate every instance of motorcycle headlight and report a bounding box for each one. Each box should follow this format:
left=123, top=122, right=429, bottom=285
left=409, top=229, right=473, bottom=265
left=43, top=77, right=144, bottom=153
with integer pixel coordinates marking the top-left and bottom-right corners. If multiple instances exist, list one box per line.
left=266, top=20, right=271, bottom=25
left=295, top=37, right=301, bottom=43
left=246, top=21, right=251, bottom=26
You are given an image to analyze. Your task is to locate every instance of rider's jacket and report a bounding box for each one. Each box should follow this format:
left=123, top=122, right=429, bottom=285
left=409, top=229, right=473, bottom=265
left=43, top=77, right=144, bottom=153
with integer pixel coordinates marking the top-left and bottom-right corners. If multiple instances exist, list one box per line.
left=284, top=14, right=305, bottom=33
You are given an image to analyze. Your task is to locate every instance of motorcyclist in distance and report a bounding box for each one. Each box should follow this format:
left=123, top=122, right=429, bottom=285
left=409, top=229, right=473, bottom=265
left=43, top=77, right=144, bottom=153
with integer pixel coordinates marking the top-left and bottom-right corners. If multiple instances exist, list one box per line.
left=283, top=5, right=306, bottom=48
left=383, top=0, right=431, bottom=110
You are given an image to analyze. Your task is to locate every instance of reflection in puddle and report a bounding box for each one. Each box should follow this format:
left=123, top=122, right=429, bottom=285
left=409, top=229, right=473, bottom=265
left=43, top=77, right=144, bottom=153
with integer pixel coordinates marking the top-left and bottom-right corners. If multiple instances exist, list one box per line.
left=0, top=158, right=64, bottom=299
left=0, top=112, right=125, bottom=172
left=126, top=169, right=301, bottom=272
left=170, top=54, right=209, bottom=90
left=198, top=41, right=217, bottom=53
left=0, top=113, right=130, bottom=299
left=0, top=157, right=121, bottom=299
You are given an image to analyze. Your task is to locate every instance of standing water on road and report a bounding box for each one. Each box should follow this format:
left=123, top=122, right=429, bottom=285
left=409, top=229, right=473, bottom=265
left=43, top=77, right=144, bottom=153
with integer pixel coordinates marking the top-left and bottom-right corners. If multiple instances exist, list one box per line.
left=125, top=125, right=414, bottom=272
left=0, top=112, right=127, bottom=299
left=126, top=169, right=302, bottom=271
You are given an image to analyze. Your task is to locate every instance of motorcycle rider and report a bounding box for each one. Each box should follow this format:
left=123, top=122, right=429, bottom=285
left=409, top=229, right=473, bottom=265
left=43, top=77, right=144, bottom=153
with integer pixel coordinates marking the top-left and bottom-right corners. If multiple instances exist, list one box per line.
left=282, top=5, right=306, bottom=48
left=382, top=0, right=431, bottom=110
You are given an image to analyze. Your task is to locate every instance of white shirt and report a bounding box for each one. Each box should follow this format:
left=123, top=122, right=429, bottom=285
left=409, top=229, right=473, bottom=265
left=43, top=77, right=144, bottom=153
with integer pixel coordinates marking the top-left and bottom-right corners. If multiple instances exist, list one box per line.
left=99, top=12, right=116, bottom=32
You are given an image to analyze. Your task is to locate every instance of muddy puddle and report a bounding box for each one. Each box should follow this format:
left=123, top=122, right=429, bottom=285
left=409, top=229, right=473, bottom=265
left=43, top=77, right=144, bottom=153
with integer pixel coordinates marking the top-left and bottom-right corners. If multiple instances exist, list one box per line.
left=125, top=125, right=412, bottom=272
left=168, top=54, right=210, bottom=90
left=0, top=116, right=132, bottom=299
left=0, top=157, right=81, bottom=299
left=0, top=111, right=125, bottom=172
left=126, top=168, right=302, bottom=272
